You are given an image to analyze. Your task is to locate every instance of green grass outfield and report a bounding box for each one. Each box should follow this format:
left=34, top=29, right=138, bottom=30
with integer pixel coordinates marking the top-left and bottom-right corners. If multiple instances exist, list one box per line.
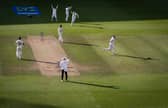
left=0, top=19, right=168, bottom=108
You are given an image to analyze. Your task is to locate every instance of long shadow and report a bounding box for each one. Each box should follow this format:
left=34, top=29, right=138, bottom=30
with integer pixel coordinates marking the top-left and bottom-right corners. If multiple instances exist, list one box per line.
left=77, top=24, right=104, bottom=29
left=80, top=23, right=102, bottom=26
left=79, top=22, right=102, bottom=26
left=64, top=41, right=99, bottom=47
left=21, top=58, right=58, bottom=64
left=114, top=54, right=158, bottom=60
left=67, top=80, right=119, bottom=89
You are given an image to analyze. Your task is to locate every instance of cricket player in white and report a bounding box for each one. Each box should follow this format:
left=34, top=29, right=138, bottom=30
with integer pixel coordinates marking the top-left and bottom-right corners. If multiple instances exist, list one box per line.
left=104, top=35, right=116, bottom=54
left=57, top=24, right=63, bottom=43
left=51, top=4, right=58, bottom=21
left=71, top=11, right=79, bottom=26
left=59, top=57, right=69, bottom=81
left=65, top=6, right=72, bottom=22
left=16, top=36, right=24, bottom=60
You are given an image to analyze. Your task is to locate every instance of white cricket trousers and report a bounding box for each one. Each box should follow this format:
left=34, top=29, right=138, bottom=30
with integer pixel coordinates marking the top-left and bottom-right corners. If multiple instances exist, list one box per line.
left=58, top=33, right=63, bottom=43
left=71, top=17, right=76, bottom=26
left=65, top=12, right=69, bottom=22
left=16, top=47, right=22, bottom=59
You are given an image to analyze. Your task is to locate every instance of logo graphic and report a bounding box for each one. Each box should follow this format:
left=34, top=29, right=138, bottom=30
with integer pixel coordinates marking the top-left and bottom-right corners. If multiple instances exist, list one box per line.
left=13, top=6, right=40, bottom=15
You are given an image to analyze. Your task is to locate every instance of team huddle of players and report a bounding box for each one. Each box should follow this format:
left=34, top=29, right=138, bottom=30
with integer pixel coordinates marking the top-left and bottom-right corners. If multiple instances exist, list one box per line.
left=51, top=4, right=79, bottom=26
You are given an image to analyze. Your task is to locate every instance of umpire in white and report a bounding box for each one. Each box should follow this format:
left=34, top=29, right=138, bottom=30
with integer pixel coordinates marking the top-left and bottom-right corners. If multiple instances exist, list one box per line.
left=59, top=57, right=69, bottom=81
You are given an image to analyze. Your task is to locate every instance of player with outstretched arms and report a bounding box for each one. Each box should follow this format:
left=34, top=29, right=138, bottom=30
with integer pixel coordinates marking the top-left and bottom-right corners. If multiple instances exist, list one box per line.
left=51, top=4, right=58, bottom=21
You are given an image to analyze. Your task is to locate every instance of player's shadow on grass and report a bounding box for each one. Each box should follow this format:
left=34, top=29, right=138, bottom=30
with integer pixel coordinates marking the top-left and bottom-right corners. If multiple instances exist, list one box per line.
left=114, top=54, right=157, bottom=60
left=21, top=58, right=58, bottom=64
left=80, top=23, right=102, bottom=26
left=67, top=80, right=119, bottom=89
left=77, top=24, right=104, bottom=29
left=64, top=41, right=99, bottom=47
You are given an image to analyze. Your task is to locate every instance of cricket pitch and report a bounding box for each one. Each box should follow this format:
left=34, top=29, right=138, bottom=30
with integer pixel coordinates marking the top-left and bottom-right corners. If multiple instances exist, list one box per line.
left=27, top=36, right=80, bottom=76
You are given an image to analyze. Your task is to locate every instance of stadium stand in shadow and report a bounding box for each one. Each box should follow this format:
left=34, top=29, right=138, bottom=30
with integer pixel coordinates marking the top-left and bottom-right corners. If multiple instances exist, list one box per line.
left=0, top=98, right=59, bottom=108
left=114, top=53, right=158, bottom=61
left=0, top=0, right=168, bottom=25
left=67, top=80, right=119, bottom=89
left=64, top=41, right=99, bottom=47
left=21, top=58, right=58, bottom=64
